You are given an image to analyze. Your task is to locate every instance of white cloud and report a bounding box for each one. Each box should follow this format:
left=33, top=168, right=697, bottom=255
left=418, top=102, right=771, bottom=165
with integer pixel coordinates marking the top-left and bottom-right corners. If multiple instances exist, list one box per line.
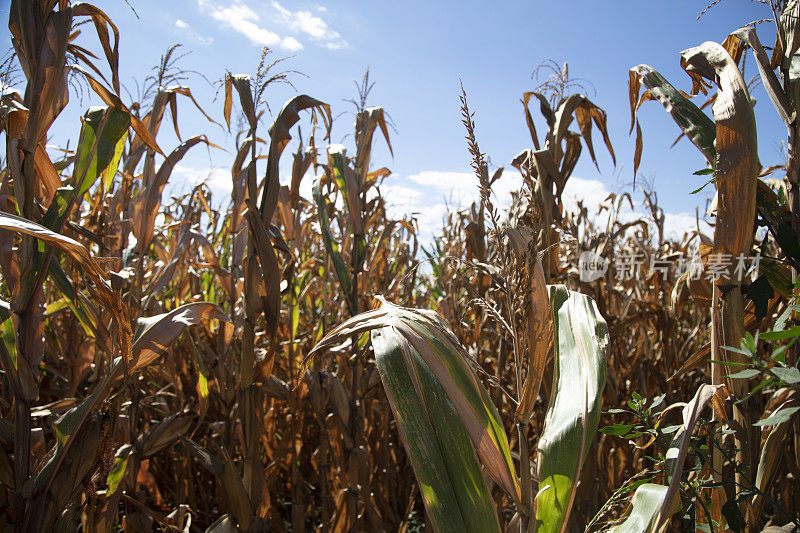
left=174, top=18, right=214, bottom=46
left=379, top=169, right=522, bottom=240
left=281, top=36, right=304, bottom=52
left=199, top=1, right=304, bottom=51
left=663, top=212, right=707, bottom=240
left=271, top=1, right=348, bottom=50
left=324, top=40, right=348, bottom=51
left=562, top=177, right=709, bottom=241
left=173, top=165, right=233, bottom=195
left=382, top=170, right=708, bottom=245
left=562, top=177, right=612, bottom=214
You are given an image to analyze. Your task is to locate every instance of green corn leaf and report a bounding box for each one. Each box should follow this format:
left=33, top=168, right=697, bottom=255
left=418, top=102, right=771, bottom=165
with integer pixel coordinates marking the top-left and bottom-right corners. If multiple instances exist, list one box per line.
left=312, top=178, right=358, bottom=315
left=106, top=444, right=133, bottom=496
left=328, top=145, right=367, bottom=272
left=609, top=483, right=671, bottom=533
left=0, top=298, right=16, bottom=368
left=372, top=326, right=500, bottom=532
left=304, top=299, right=520, bottom=529
left=41, top=106, right=129, bottom=231
left=754, top=405, right=800, bottom=426
left=535, top=285, right=608, bottom=533
left=629, top=65, right=716, bottom=171
left=73, top=106, right=129, bottom=197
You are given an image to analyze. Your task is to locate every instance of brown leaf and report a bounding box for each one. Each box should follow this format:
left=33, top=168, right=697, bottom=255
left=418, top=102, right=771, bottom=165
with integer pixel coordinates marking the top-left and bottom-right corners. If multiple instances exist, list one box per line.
left=0, top=211, right=106, bottom=279
left=515, top=252, right=553, bottom=424
left=732, top=26, right=793, bottom=126
left=72, top=3, right=120, bottom=94
left=681, top=41, right=758, bottom=282
left=131, top=302, right=228, bottom=372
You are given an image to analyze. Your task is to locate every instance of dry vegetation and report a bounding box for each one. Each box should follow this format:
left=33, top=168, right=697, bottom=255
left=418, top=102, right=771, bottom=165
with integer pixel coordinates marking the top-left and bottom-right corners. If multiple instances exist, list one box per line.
left=2, top=1, right=800, bottom=532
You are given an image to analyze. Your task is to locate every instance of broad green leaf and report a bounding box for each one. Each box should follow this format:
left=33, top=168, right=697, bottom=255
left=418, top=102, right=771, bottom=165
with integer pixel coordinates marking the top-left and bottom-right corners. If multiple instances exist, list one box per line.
left=609, top=483, right=671, bottom=533
left=600, top=424, right=635, bottom=436
left=772, top=366, right=800, bottom=384
left=760, top=325, right=800, bottom=341
left=693, top=168, right=714, bottom=176
left=304, top=299, right=520, bottom=524
left=0, top=298, right=16, bottom=368
left=73, top=106, right=129, bottom=197
left=629, top=65, right=716, bottom=173
left=312, top=178, right=358, bottom=315
left=371, top=326, right=500, bottom=532
left=40, top=106, right=128, bottom=233
left=754, top=405, right=800, bottom=427
left=727, top=368, right=760, bottom=379
left=535, top=285, right=608, bottom=533
left=106, top=444, right=133, bottom=496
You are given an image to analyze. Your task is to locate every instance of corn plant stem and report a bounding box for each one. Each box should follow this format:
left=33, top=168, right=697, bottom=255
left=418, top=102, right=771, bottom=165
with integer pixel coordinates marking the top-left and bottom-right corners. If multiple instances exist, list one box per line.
left=710, top=272, right=732, bottom=532
left=317, top=267, right=334, bottom=525
left=241, top=124, right=259, bottom=505
left=495, top=336, right=507, bottom=410
left=127, top=148, right=156, bottom=517
left=289, top=283, right=304, bottom=531
left=517, top=421, right=532, bottom=532
left=12, top=140, right=39, bottom=531
left=487, top=190, right=531, bottom=523
left=782, top=61, right=800, bottom=480
left=349, top=246, right=363, bottom=533
left=12, top=397, right=29, bottom=533
left=126, top=375, right=142, bottom=518
left=537, top=180, right=555, bottom=281
left=718, top=287, right=759, bottom=528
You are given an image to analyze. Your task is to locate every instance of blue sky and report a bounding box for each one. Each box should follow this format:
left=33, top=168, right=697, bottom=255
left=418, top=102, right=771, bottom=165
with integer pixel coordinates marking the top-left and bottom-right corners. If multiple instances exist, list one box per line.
left=2, top=0, right=785, bottom=240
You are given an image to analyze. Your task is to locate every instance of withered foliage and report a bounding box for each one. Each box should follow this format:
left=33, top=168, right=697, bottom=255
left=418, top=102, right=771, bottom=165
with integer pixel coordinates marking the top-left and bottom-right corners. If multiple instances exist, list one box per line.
left=1, top=2, right=800, bottom=532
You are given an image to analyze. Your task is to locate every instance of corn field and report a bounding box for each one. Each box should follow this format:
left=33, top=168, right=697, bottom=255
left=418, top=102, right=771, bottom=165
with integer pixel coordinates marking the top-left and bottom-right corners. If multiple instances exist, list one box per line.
left=2, top=1, right=800, bottom=532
